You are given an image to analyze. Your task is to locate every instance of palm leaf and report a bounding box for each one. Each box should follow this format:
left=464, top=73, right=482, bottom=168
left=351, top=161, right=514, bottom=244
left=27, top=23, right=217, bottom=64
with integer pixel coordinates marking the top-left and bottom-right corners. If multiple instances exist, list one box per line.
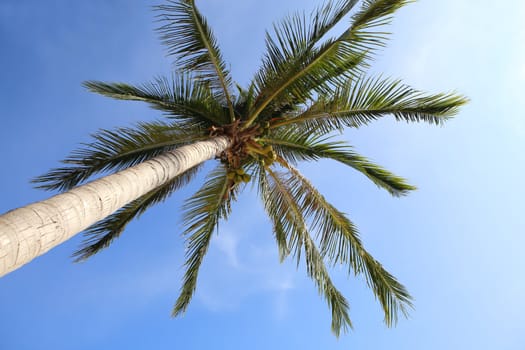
left=261, top=130, right=415, bottom=196
left=263, top=167, right=305, bottom=263
left=32, top=121, right=207, bottom=191
left=155, top=0, right=235, bottom=120
left=351, top=0, right=410, bottom=31
left=250, top=34, right=361, bottom=124
left=303, top=231, right=353, bottom=336
left=281, top=161, right=413, bottom=326
left=173, top=164, right=234, bottom=315
left=84, top=75, right=229, bottom=125
left=248, top=0, right=361, bottom=114
left=234, top=83, right=259, bottom=121
left=72, top=164, right=202, bottom=261
left=273, top=76, right=469, bottom=130
left=257, top=166, right=293, bottom=262
left=246, top=0, right=412, bottom=125
left=262, top=166, right=352, bottom=336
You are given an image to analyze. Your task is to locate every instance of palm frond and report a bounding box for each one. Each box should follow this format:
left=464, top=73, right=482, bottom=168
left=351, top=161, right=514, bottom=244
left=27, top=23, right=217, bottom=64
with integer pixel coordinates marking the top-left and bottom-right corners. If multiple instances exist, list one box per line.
left=273, top=76, right=469, bottom=130
left=253, top=0, right=360, bottom=87
left=262, top=166, right=352, bottom=335
left=155, top=0, right=235, bottom=120
left=234, top=83, right=258, bottom=120
left=252, top=38, right=365, bottom=120
left=263, top=167, right=305, bottom=263
left=273, top=96, right=348, bottom=135
left=320, top=147, right=416, bottom=197
left=72, top=164, right=202, bottom=261
left=259, top=0, right=360, bottom=77
left=173, top=164, right=234, bottom=316
left=343, top=0, right=409, bottom=55
left=249, top=32, right=360, bottom=123
left=351, top=0, right=410, bottom=31
left=32, top=121, right=207, bottom=191
left=84, top=75, right=229, bottom=125
left=246, top=0, right=412, bottom=125
left=256, top=166, right=291, bottom=262
left=261, top=130, right=415, bottom=196
left=303, top=231, right=353, bottom=336
left=281, top=161, right=413, bottom=326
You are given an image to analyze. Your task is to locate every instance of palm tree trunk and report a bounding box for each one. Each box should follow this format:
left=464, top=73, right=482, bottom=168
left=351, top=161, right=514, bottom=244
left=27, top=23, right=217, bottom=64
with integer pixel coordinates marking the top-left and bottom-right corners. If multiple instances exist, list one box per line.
left=0, top=136, right=230, bottom=277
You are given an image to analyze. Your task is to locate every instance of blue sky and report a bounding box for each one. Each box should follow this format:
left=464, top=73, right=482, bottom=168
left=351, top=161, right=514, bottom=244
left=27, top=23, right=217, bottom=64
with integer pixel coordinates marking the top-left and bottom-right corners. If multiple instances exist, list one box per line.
left=1, top=0, right=524, bottom=349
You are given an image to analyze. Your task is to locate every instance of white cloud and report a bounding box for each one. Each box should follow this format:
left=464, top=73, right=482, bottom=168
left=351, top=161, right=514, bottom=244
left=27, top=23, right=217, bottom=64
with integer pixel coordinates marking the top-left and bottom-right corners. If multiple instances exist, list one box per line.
left=194, top=223, right=297, bottom=319
left=212, top=230, right=240, bottom=269
left=273, top=287, right=291, bottom=321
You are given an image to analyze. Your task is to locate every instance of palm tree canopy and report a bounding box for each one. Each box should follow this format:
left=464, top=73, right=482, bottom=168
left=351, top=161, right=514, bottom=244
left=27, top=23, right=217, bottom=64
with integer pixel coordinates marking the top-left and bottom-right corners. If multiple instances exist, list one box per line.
left=33, top=0, right=467, bottom=336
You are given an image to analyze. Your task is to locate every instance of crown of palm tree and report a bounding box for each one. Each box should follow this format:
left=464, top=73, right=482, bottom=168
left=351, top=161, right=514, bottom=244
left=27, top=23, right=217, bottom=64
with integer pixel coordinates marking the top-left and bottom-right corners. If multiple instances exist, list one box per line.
left=33, top=0, right=467, bottom=336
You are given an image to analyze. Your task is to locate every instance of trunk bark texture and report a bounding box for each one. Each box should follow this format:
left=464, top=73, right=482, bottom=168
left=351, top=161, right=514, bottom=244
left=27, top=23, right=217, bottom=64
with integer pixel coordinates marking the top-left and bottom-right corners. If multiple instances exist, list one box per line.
left=0, top=136, right=230, bottom=277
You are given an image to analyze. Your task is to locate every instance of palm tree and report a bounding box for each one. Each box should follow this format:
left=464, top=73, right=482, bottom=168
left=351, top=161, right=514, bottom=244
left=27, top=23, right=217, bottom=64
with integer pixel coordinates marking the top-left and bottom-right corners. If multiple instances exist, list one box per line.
left=0, top=0, right=467, bottom=335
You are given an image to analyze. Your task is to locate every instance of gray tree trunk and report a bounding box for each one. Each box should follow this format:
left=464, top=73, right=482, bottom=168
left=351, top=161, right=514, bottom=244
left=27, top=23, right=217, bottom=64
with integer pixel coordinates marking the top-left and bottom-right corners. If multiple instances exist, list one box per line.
left=0, top=136, right=230, bottom=277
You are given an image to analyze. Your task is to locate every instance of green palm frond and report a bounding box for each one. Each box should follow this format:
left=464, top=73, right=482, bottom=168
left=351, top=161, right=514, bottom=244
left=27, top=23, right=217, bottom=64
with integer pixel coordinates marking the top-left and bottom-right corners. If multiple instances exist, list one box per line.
left=247, top=0, right=412, bottom=125
left=361, top=255, right=412, bottom=326
left=320, top=147, right=416, bottom=197
left=250, top=32, right=360, bottom=123
left=257, top=166, right=292, bottom=262
left=173, top=164, right=234, bottom=316
left=348, top=0, right=409, bottom=53
left=84, top=75, right=229, bottom=125
left=263, top=167, right=305, bottom=263
left=275, top=97, right=345, bottom=135
left=303, top=232, right=353, bottom=336
left=262, top=166, right=352, bottom=336
left=234, top=83, right=258, bottom=120
left=351, top=0, right=410, bottom=31
left=252, top=37, right=365, bottom=120
left=72, top=164, right=202, bottom=261
left=155, top=0, right=235, bottom=120
left=249, top=0, right=361, bottom=104
left=32, top=121, right=207, bottom=191
left=258, top=0, right=360, bottom=86
left=272, top=0, right=360, bottom=61
left=273, top=76, right=469, bottom=130
left=262, top=130, right=415, bottom=196
left=281, top=161, right=412, bottom=326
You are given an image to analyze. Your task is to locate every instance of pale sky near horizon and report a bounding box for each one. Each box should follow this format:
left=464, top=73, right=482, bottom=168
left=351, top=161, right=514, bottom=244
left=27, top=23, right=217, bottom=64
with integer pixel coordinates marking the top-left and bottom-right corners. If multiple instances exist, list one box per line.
left=1, top=1, right=524, bottom=349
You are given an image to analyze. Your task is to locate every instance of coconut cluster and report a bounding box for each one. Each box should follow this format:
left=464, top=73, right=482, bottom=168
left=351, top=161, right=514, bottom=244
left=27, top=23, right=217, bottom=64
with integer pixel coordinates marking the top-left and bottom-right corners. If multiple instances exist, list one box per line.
left=226, top=167, right=251, bottom=184
left=213, top=120, right=278, bottom=186
left=253, top=144, right=277, bottom=167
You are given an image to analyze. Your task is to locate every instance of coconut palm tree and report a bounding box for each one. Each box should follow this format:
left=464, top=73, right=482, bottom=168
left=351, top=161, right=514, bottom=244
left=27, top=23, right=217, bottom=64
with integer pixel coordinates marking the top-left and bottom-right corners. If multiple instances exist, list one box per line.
left=0, top=0, right=467, bottom=335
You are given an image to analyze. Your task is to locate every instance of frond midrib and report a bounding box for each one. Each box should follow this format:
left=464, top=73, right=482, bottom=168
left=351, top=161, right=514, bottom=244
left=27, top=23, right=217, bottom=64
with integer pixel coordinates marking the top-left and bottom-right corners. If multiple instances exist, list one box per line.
left=246, top=38, right=345, bottom=127
left=271, top=106, right=455, bottom=128
left=187, top=0, right=235, bottom=121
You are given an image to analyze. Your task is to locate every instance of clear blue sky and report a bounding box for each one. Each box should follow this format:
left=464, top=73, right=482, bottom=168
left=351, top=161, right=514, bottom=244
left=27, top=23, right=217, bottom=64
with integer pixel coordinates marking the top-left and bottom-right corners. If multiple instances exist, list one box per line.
left=1, top=1, right=524, bottom=349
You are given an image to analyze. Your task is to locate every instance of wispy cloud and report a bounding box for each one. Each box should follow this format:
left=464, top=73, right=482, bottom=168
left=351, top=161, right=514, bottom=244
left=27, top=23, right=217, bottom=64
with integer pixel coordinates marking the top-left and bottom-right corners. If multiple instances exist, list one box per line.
left=212, top=229, right=240, bottom=268
left=195, top=220, right=297, bottom=319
